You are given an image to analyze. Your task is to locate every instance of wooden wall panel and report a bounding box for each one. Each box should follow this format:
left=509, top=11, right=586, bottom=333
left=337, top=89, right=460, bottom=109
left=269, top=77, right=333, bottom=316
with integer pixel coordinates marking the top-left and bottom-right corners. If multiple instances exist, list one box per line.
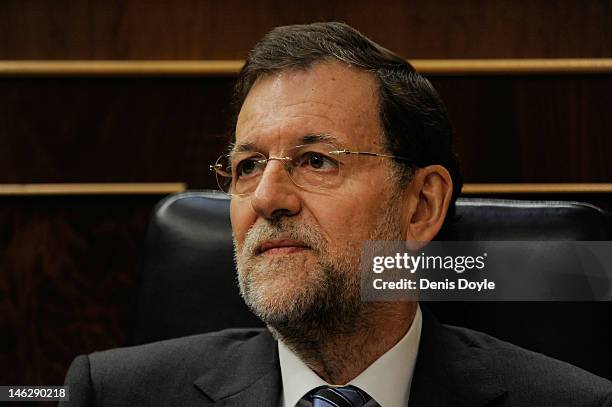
left=0, top=77, right=233, bottom=186
left=430, top=75, right=612, bottom=183
left=0, top=196, right=160, bottom=386
left=1, top=75, right=610, bottom=186
left=1, top=0, right=610, bottom=60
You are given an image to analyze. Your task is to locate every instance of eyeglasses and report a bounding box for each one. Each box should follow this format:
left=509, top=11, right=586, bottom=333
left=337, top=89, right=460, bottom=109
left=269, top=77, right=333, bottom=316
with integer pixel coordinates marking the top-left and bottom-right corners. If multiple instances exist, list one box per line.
left=209, top=142, right=411, bottom=196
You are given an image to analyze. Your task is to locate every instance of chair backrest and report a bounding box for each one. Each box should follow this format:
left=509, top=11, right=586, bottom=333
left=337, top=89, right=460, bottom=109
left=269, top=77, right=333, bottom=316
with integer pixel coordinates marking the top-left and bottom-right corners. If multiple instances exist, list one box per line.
left=131, top=190, right=611, bottom=379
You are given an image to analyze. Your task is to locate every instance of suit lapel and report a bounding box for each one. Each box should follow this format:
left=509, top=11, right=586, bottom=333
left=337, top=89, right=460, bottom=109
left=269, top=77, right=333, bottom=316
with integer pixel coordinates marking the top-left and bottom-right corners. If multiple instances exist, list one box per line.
left=408, top=308, right=507, bottom=407
left=191, top=309, right=508, bottom=406
left=193, top=329, right=281, bottom=406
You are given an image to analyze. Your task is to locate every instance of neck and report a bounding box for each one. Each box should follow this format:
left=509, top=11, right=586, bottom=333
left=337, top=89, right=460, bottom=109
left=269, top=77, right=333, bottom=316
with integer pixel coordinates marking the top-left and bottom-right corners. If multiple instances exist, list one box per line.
left=271, top=301, right=417, bottom=384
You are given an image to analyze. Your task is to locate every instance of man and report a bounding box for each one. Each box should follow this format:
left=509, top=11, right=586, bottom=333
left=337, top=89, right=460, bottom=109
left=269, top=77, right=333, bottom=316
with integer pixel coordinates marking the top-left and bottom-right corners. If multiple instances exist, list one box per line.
left=62, top=22, right=612, bottom=406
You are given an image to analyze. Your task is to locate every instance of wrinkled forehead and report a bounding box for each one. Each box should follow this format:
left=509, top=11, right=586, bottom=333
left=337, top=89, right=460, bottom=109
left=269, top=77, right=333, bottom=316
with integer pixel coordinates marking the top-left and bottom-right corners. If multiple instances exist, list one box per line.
left=234, top=62, right=384, bottom=153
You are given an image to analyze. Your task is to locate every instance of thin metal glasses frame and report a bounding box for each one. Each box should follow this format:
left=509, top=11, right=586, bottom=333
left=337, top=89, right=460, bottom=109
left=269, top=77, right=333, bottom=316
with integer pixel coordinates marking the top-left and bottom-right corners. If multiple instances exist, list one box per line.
left=209, top=146, right=411, bottom=196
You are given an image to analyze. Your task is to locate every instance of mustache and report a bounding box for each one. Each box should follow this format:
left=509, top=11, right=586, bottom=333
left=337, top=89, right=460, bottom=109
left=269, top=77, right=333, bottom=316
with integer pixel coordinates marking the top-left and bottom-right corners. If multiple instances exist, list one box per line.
left=241, top=218, right=325, bottom=257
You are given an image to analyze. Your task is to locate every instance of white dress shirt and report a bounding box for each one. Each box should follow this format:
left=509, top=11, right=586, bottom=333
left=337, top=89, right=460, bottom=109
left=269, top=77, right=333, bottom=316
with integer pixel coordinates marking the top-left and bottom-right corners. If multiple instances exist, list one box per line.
left=278, top=304, right=422, bottom=407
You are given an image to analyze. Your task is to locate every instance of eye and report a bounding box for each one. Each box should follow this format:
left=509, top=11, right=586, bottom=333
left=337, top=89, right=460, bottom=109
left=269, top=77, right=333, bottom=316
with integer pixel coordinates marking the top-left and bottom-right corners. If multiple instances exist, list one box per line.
left=236, top=157, right=264, bottom=178
left=301, top=152, right=338, bottom=170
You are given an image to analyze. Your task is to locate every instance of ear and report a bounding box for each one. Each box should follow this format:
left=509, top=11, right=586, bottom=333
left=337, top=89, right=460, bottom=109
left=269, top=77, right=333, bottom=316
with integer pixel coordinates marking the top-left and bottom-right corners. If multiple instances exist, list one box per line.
left=400, top=165, right=453, bottom=250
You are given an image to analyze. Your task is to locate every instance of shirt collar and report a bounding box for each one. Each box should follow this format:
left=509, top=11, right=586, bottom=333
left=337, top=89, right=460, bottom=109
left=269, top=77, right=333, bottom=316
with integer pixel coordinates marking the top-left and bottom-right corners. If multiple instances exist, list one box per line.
left=278, top=304, right=422, bottom=407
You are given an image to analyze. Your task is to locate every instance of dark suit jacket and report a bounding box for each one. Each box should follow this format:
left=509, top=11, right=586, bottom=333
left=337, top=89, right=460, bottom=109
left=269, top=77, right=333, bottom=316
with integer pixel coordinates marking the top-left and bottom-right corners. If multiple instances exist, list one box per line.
left=61, top=311, right=612, bottom=406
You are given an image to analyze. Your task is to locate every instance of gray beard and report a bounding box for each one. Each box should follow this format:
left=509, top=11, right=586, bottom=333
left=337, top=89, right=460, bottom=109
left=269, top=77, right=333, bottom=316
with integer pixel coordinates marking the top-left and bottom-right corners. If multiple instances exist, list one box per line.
left=234, top=191, right=403, bottom=346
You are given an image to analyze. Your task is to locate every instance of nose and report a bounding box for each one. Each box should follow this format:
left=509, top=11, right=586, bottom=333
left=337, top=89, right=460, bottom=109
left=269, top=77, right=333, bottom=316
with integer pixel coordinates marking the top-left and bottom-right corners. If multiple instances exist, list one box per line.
left=250, top=159, right=301, bottom=220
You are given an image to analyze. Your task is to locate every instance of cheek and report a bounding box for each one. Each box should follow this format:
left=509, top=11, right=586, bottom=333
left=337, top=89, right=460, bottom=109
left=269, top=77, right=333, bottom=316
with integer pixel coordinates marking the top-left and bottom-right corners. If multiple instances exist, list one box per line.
left=309, top=196, right=373, bottom=240
left=230, top=200, right=254, bottom=248
left=317, top=188, right=390, bottom=238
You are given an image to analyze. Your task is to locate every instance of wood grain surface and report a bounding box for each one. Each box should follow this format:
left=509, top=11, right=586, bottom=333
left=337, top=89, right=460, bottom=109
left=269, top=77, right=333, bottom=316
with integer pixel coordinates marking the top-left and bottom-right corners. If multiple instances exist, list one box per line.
left=1, top=0, right=610, bottom=59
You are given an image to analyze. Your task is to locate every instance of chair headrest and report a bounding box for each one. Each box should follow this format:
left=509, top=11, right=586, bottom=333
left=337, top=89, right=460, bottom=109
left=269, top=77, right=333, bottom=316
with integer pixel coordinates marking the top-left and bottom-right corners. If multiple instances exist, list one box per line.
left=131, top=190, right=610, bottom=345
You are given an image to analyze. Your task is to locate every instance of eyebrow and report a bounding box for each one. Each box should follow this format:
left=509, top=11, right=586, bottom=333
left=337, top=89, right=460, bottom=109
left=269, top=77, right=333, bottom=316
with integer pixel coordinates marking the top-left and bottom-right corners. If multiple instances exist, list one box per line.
left=230, top=133, right=341, bottom=154
left=300, top=133, right=340, bottom=145
left=230, top=141, right=256, bottom=154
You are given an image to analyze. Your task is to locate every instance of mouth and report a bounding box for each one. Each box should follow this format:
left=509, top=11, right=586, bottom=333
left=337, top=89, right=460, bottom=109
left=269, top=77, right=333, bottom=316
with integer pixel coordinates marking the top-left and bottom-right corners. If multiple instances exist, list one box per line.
left=256, top=239, right=311, bottom=256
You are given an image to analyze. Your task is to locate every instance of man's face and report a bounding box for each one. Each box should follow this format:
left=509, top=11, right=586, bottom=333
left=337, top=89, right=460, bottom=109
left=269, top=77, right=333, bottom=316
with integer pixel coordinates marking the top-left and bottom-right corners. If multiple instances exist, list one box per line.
left=231, top=61, right=405, bottom=327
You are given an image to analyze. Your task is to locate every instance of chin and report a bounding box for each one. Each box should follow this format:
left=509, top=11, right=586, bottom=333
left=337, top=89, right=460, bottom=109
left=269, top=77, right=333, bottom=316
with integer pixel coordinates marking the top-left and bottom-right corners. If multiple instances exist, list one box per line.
left=240, top=269, right=323, bottom=325
left=247, top=291, right=317, bottom=327
left=240, top=252, right=319, bottom=289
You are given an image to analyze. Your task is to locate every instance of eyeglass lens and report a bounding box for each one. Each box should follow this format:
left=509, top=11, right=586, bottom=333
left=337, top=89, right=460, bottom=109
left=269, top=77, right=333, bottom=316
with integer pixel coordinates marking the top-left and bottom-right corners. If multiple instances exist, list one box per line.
left=214, top=143, right=344, bottom=195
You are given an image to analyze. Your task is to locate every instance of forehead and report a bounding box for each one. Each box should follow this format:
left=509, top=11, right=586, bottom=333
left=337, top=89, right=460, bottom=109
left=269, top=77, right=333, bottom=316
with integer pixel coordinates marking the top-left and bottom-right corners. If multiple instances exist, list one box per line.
left=235, top=61, right=383, bottom=151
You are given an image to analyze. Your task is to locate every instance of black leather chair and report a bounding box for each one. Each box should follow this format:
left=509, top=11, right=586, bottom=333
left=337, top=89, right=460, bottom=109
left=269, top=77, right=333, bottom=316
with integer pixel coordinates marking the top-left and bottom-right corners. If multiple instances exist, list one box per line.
left=131, top=190, right=612, bottom=379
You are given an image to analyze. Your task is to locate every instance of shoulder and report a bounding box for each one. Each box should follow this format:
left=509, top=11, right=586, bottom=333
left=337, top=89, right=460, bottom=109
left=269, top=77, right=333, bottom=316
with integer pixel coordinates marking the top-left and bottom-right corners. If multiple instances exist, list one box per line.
left=63, top=328, right=267, bottom=406
left=88, top=328, right=264, bottom=375
left=444, top=324, right=612, bottom=404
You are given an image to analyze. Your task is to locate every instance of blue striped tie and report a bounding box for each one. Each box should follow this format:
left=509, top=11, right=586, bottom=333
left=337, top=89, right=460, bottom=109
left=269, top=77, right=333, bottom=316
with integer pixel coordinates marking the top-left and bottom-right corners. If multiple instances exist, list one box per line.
left=310, top=385, right=371, bottom=407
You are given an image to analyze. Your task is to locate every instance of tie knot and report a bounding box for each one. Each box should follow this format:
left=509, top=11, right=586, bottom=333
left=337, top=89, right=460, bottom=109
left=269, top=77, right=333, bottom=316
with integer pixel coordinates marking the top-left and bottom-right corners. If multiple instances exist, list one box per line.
left=310, top=385, right=372, bottom=407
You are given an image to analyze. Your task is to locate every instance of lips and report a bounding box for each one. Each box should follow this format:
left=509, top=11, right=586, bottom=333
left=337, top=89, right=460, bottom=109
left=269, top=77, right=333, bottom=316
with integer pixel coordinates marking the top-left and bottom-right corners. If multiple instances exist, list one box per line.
left=257, top=239, right=310, bottom=255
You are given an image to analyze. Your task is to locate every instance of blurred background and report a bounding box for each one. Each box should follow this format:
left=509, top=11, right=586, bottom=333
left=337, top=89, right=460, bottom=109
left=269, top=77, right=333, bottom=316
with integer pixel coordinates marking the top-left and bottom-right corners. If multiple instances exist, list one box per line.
left=0, top=0, right=610, bottom=388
